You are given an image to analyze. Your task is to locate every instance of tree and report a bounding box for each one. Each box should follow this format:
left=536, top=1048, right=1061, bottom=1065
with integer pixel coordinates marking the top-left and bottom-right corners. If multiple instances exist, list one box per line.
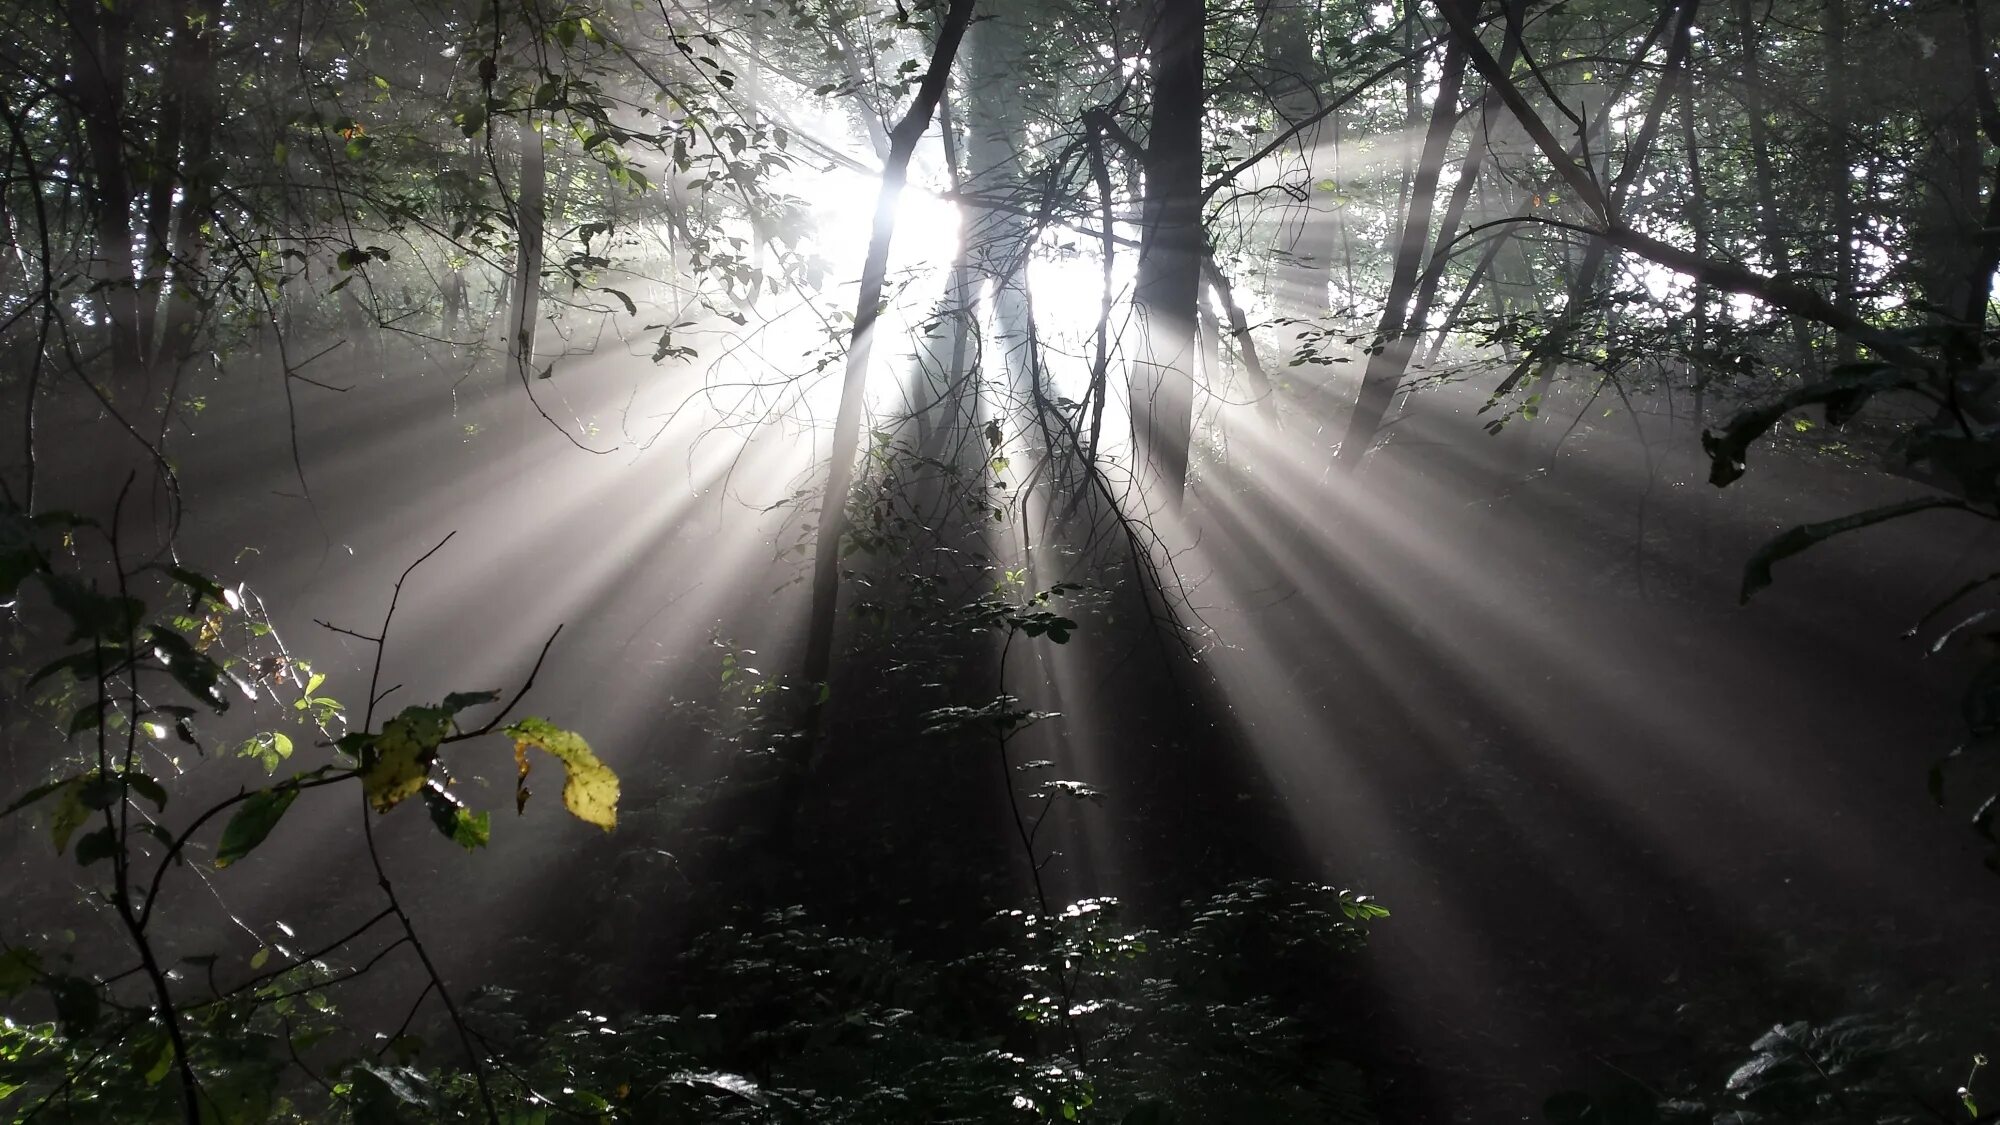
left=1127, top=0, right=1206, bottom=506
left=798, top=0, right=979, bottom=747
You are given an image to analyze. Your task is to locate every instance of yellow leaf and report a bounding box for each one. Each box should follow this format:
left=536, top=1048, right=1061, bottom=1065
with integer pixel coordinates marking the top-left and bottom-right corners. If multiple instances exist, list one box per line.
left=505, top=718, right=618, bottom=831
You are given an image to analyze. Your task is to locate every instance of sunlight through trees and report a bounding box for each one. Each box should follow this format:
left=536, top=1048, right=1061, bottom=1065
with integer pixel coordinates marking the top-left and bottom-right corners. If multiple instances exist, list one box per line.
left=2, top=0, right=1998, bottom=1119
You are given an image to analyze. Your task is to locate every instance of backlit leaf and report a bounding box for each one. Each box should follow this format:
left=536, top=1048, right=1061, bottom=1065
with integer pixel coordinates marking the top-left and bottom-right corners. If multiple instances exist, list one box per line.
left=505, top=717, right=619, bottom=830
left=238, top=731, right=294, bottom=773
left=360, top=706, right=453, bottom=813
left=422, top=780, right=490, bottom=851
left=131, top=1031, right=175, bottom=1086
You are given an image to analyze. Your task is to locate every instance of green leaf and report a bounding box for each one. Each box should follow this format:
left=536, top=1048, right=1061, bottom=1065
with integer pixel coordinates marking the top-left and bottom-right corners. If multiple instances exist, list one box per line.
left=237, top=732, right=294, bottom=773
left=126, top=772, right=168, bottom=811
left=146, top=626, right=230, bottom=710
left=193, top=1054, right=279, bottom=1124
left=0, top=548, right=42, bottom=601
left=131, top=1030, right=176, bottom=1086
left=215, top=786, right=300, bottom=868
left=73, top=826, right=118, bottom=866
left=154, top=564, right=228, bottom=612
left=440, top=690, right=499, bottom=713
left=504, top=718, right=619, bottom=830
left=48, top=778, right=92, bottom=855
left=422, top=781, right=490, bottom=851
left=40, top=574, right=143, bottom=642
left=4, top=776, right=78, bottom=817
left=0, top=947, right=42, bottom=998
left=47, top=975, right=100, bottom=1037
left=135, top=821, right=177, bottom=858
left=360, top=707, right=451, bottom=813
left=65, top=701, right=108, bottom=738
left=348, top=1061, right=436, bottom=1123
left=29, top=649, right=114, bottom=689
left=1035, top=779, right=1104, bottom=803
left=77, top=774, right=122, bottom=810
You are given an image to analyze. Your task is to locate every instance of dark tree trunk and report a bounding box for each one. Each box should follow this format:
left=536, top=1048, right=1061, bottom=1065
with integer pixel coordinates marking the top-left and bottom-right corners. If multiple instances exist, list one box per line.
left=1128, top=0, right=1205, bottom=506
left=1824, top=0, right=1858, bottom=368
left=135, top=0, right=189, bottom=366
left=68, top=0, right=143, bottom=381
left=1681, top=64, right=1711, bottom=428
left=1735, top=0, right=1816, bottom=365
left=154, top=0, right=225, bottom=373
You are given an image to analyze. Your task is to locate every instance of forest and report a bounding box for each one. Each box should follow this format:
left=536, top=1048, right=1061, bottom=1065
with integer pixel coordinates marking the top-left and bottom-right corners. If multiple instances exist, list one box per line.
left=1, top=0, right=1998, bottom=1119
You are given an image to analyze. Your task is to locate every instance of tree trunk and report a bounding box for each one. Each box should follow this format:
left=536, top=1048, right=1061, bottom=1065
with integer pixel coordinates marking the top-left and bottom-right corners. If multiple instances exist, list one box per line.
left=1681, top=62, right=1711, bottom=427
left=68, top=0, right=143, bottom=382
left=1481, top=0, right=1696, bottom=416
left=135, top=0, right=189, bottom=367
left=1203, top=256, right=1279, bottom=425
left=506, top=114, right=547, bottom=381
left=1335, top=26, right=1465, bottom=468
left=1823, top=0, right=1858, bottom=368
left=916, top=91, right=981, bottom=468
left=1735, top=0, right=1815, bottom=366
left=1438, top=0, right=1918, bottom=366
left=798, top=0, right=978, bottom=739
left=1128, top=0, right=1205, bottom=506
left=154, top=0, right=225, bottom=373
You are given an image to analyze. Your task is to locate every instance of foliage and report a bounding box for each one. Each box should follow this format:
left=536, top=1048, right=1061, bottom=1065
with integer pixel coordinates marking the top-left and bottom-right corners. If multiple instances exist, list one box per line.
left=374, top=884, right=1384, bottom=1124
left=0, top=511, right=612, bottom=1123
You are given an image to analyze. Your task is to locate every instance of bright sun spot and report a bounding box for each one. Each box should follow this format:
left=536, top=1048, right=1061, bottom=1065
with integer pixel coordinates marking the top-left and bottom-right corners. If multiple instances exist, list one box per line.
left=798, top=165, right=1136, bottom=411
